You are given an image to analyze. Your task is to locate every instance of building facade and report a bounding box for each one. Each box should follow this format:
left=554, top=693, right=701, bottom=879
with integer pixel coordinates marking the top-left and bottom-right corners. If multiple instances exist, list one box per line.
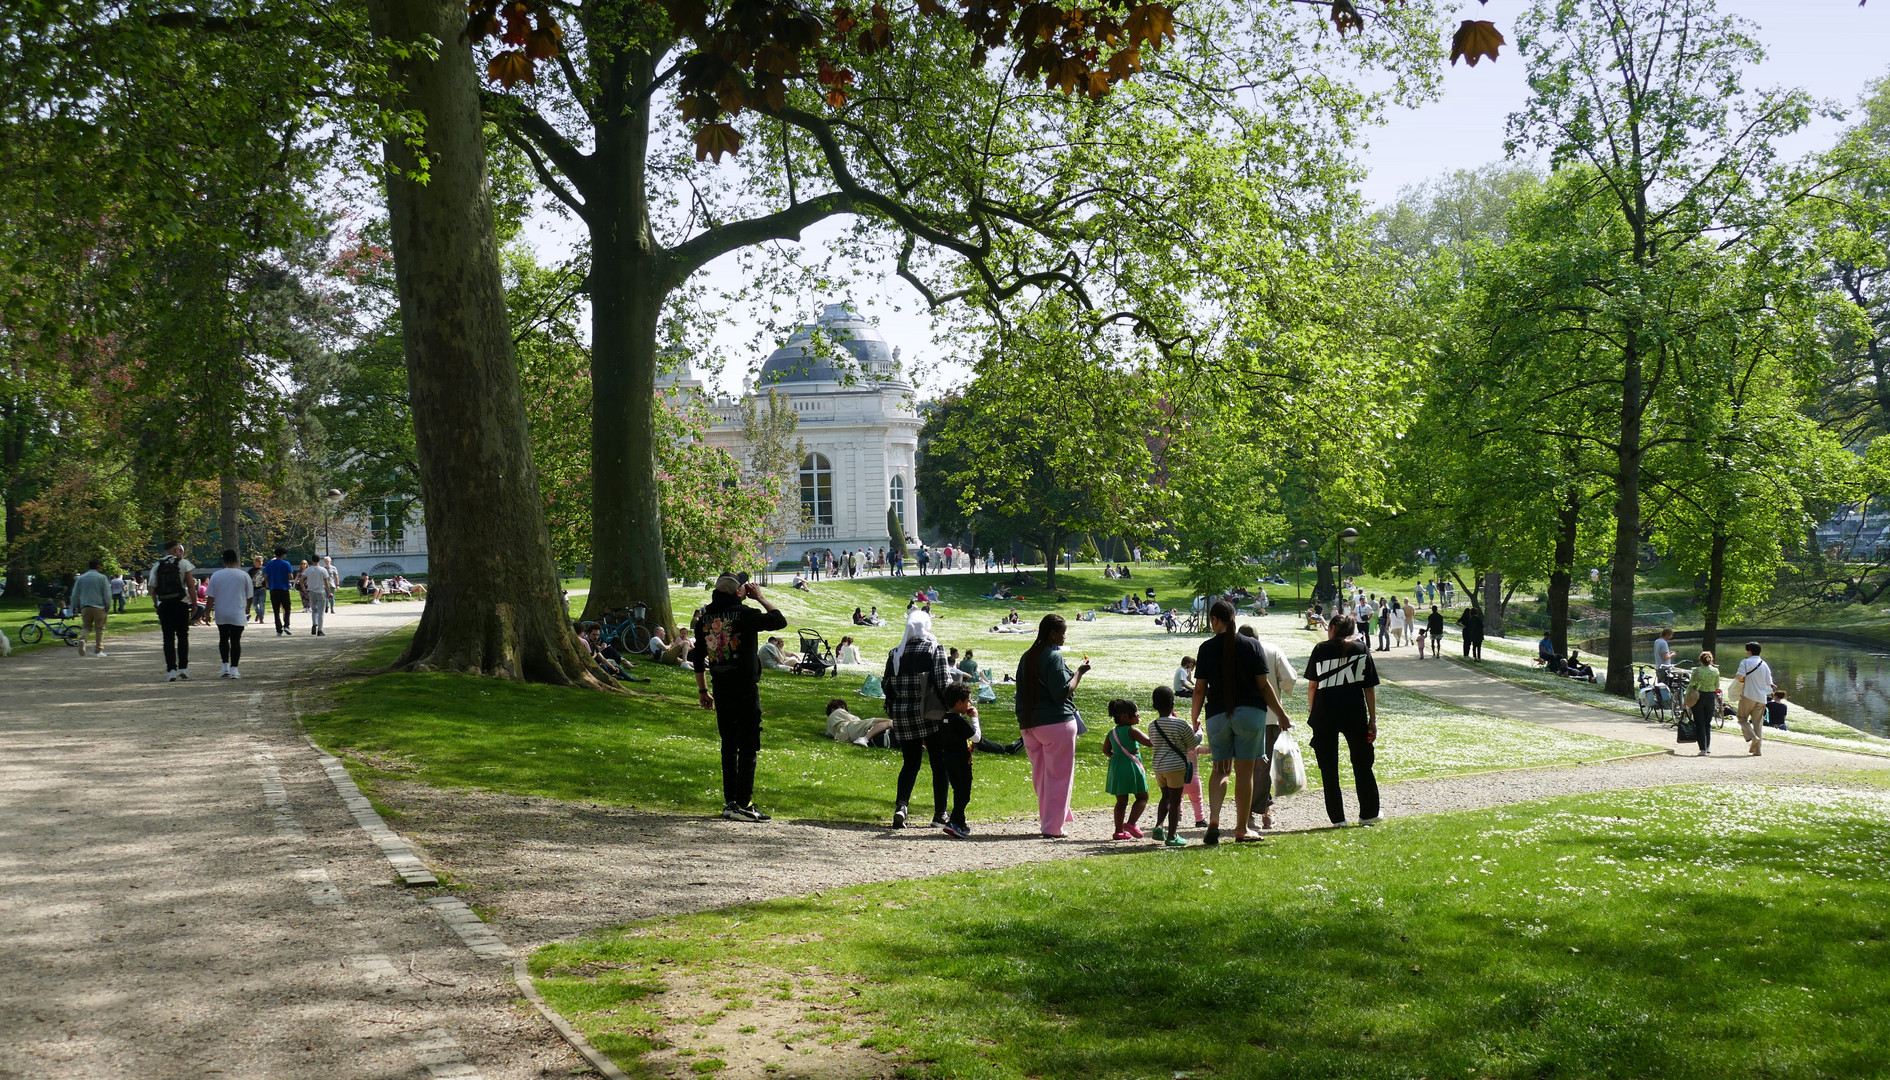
left=325, top=499, right=429, bottom=581
left=668, top=302, right=925, bottom=564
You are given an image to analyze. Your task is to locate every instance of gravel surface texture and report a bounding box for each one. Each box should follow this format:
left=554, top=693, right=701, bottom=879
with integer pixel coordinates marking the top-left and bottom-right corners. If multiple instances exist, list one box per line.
left=381, top=655, right=1890, bottom=949
left=0, top=606, right=580, bottom=1080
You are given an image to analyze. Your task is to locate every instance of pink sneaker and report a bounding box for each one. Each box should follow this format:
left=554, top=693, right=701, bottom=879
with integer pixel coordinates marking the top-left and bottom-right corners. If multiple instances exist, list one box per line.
left=1125, top=825, right=1144, bottom=839
left=1111, top=830, right=1132, bottom=841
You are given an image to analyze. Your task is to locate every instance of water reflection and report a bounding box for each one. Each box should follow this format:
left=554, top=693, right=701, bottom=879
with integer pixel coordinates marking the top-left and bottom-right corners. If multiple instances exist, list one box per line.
left=1621, top=639, right=1890, bottom=738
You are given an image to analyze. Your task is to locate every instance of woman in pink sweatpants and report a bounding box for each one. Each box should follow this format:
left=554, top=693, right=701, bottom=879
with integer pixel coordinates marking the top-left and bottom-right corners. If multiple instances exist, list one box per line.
left=1014, top=614, right=1088, bottom=838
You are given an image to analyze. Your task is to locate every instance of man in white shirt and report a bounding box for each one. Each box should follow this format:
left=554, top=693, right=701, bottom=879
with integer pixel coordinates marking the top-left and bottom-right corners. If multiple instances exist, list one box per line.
left=1240, top=626, right=1297, bottom=830
left=205, top=549, right=256, bottom=678
left=1653, top=628, right=1674, bottom=671
left=1733, top=642, right=1774, bottom=756
left=304, top=558, right=331, bottom=636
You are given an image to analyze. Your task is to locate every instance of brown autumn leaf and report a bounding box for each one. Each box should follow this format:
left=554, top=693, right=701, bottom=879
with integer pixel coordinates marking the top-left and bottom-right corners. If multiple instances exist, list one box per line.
left=1106, top=45, right=1141, bottom=80
left=524, top=22, right=561, bottom=59
left=1450, top=19, right=1505, bottom=66
left=486, top=50, right=534, bottom=87
left=1047, top=55, right=1087, bottom=94
left=694, top=122, right=743, bottom=162
left=1122, top=3, right=1175, bottom=48
left=826, top=87, right=849, bottom=107
left=1330, top=0, right=1363, bottom=36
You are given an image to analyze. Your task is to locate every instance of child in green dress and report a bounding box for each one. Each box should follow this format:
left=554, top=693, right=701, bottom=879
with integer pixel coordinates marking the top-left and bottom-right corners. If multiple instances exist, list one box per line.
left=1103, top=698, right=1152, bottom=840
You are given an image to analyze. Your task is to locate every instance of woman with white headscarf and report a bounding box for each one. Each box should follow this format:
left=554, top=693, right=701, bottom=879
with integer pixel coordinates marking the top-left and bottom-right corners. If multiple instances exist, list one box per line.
left=882, top=609, right=957, bottom=829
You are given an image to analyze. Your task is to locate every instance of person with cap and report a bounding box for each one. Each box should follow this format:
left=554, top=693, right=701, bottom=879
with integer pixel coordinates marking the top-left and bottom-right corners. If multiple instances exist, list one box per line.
left=689, top=573, right=789, bottom=822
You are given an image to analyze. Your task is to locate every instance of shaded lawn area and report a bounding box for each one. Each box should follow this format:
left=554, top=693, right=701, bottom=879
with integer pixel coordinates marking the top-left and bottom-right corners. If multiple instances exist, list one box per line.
left=1, top=597, right=162, bottom=653
left=307, top=627, right=1643, bottom=823
left=533, top=784, right=1890, bottom=1080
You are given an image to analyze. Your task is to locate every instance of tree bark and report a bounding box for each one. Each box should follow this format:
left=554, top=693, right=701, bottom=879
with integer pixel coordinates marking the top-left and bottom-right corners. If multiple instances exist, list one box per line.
left=369, top=0, right=608, bottom=686
left=1701, top=528, right=1728, bottom=655
left=1, top=387, right=26, bottom=598
left=1482, top=570, right=1504, bottom=638
left=1547, top=492, right=1579, bottom=653
left=219, top=469, right=241, bottom=560
left=1603, top=340, right=1644, bottom=698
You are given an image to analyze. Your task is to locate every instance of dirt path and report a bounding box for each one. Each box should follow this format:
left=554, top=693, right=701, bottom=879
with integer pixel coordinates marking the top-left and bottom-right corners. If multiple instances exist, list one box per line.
left=375, top=654, right=1890, bottom=949
left=0, top=606, right=580, bottom=1080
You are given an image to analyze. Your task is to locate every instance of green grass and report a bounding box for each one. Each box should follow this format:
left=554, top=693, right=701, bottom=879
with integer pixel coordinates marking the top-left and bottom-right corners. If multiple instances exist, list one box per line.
left=304, top=577, right=1645, bottom=822
left=1, top=597, right=162, bottom=653
left=532, top=783, right=1890, bottom=1080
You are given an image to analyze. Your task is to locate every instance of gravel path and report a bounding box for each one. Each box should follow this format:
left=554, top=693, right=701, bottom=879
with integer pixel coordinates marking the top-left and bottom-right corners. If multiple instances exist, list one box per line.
left=381, top=655, right=1890, bottom=949
left=0, top=607, right=580, bottom=1080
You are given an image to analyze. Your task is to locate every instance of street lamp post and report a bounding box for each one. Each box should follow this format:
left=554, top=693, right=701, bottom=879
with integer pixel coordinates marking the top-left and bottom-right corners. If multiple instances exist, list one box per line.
left=1336, top=526, right=1359, bottom=597
left=322, top=489, right=343, bottom=560
left=1295, top=539, right=1309, bottom=603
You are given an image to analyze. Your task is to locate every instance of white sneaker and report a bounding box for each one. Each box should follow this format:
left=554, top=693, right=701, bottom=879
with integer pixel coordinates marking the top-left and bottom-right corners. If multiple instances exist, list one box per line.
left=1360, top=815, right=1385, bottom=826
left=220, top=663, right=231, bottom=678
left=177, top=668, right=190, bottom=680
left=229, top=667, right=242, bottom=679
left=93, top=649, right=108, bottom=658
left=166, top=670, right=179, bottom=682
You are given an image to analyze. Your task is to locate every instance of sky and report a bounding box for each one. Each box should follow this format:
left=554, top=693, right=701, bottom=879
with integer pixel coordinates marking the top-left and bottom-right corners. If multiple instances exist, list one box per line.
left=525, top=2, right=1890, bottom=396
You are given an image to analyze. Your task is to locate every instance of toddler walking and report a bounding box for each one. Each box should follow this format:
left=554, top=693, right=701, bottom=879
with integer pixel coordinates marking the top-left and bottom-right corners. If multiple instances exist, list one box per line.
left=935, top=682, right=978, bottom=838
left=1415, top=627, right=1429, bottom=659
left=1146, top=685, right=1201, bottom=847
left=1102, top=698, right=1152, bottom=840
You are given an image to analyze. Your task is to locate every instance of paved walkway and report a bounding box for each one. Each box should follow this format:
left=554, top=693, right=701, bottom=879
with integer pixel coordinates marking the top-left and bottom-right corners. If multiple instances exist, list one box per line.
left=0, top=605, right=577, bottom=1080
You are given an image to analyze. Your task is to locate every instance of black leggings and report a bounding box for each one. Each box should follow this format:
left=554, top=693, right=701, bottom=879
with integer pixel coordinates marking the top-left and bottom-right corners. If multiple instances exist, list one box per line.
left=1310, top=719, right=1379, bottom=824
left=896, top=737, right=948, bottom=815
left=218, top=623, right=244, bottom=667
left=928, top=732, right=972, bottom=827
left=713, top=690, right=762, bottom=807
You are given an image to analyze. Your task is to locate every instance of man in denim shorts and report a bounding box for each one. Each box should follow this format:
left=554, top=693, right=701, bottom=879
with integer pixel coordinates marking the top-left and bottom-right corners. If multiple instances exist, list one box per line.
left=1188, top=598, right=1292, bottom=845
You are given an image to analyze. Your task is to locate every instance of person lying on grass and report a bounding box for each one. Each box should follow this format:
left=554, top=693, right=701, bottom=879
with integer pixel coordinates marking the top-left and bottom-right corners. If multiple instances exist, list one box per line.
left=825, top=697, right=895, bottom=747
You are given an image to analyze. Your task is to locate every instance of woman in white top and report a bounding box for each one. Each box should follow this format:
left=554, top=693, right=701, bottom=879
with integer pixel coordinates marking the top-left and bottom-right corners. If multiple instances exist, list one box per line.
left=836, top=635, right=863, bottom=665
left=1388, top=599, right=1405, bottom=647
left=1733, top=642, right=1774, bottom=756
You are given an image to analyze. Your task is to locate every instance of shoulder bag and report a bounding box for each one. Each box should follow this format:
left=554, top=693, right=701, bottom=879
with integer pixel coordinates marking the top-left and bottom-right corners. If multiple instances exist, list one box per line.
left=1149, top=719, right=1195, bottom=785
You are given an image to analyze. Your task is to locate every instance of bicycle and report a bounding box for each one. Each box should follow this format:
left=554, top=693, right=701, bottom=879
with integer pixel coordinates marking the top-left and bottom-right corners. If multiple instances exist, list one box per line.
left=1634, top=664, right=1689, bottom=726
left=599, top=602, right=653, bottom=654
left=19, top=603, right=83, bottom=648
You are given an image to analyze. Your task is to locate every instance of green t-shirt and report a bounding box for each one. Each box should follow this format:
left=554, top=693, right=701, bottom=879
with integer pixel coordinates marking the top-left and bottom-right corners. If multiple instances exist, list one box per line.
left=1019, top=647, right=1078, bottom=728
left=1688, top=665, right=1720, bottom=694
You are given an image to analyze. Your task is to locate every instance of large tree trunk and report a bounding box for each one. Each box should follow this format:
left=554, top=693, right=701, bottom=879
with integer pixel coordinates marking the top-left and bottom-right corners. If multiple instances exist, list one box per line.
left=219, top=469, right=241, bottom=560
left=580, top=64, right=676, bottom=634
left=1482, top=570, right=1504, bottom=638
left=2, top=388, right=26, bottom=599
left=1603, top=344, right=1643, bottom=698
left=1701, top=527, right=1728, bottom=655
left=369, top=0, right=607, bottom=686
left=1547, top=492, right=1579, bottom=653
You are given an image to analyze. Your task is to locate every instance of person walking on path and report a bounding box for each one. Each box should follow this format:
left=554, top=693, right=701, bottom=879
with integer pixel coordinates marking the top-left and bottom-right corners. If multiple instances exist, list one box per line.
left=883, top=609, right=955, bottom=829
left=1733, top=643, right=1774, bottom=757
left=1302, top=613, right=1382, bottom=826
left=205, top=550, right=254, bottom=679
left=933, top=681, right=979, bottom=838
left=1102, top=698, right=1152, bottom=840
left=1426, top=605, right=1445, bottom=658
left=303, top=557, right=331, bottom=637
left=1457, top=604, right=1485, bottom=660
left=1015, top=613, right=1087, bottom=839
left=1238, top=624, right=1296, bottom=831
left=264, top=547, right=295, bottom=635
left=1189, top=599, right=1292, bottom=846
left=320, top=557, right=340, bottom=613
left=1686, top=651, right=1721, bottom=756
left=690, top=573, right=789, bottom=822
left=149, top=541, right=196, bottom=681
left=108, top=570, right=126, bottom=614
left=1146, top=685, right=1201, bottom=845
left=73, top=558, right=113, bottom=658
left=247, top=555, right=268, bottom=624
left=1377, top=599, right=1392, bottom=651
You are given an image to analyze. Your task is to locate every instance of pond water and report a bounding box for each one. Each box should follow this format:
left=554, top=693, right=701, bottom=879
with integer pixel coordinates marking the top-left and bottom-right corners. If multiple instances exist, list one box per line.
left=1616, top=637, right=1890, bottom=738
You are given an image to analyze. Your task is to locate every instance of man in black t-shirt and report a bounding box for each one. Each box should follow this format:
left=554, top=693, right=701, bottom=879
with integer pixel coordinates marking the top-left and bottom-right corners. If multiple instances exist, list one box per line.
left=1188, top=599, right=1292, bottom=845
left=690, top=573, right=789, bottom=822
left=1302, top=613, right=1382, bottom=826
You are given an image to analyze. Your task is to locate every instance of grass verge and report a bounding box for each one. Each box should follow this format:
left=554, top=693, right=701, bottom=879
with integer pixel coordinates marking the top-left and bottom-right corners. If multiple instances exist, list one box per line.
left=1, top=598, right=162, bottom=654
left=533, top=783, right=1890, bottom=1080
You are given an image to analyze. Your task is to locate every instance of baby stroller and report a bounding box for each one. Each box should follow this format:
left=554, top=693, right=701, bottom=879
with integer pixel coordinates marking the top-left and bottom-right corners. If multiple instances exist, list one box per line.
left=792, top=628, right=838, bottom=677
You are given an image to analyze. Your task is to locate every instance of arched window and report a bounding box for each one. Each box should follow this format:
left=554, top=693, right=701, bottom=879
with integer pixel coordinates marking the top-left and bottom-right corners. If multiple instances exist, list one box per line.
left=800, top=453, right=833, bottom=526
left=889, top=474, right=905, bottom=529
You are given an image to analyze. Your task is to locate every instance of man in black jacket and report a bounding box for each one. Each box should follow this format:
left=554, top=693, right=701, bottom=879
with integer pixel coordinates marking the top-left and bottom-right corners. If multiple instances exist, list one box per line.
left=690, top=573, right=789, bottom=821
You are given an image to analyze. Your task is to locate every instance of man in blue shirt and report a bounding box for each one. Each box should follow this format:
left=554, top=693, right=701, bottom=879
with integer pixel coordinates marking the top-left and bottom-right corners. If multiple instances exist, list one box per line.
left=264, top=547, right=296, bottom=635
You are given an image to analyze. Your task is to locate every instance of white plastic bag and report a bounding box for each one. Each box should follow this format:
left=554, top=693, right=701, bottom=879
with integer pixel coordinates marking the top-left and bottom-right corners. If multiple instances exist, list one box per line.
left=1270, top=731, right=1307, bottom=797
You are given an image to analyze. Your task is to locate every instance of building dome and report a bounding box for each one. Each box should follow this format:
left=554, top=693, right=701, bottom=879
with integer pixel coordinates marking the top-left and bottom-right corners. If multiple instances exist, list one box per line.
left=758, top=302, right=906, bottom=387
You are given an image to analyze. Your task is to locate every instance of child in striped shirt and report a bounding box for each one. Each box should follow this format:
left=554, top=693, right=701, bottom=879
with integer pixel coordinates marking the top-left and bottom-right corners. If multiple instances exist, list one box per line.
left=1145, top=685, right=1202, bottom=847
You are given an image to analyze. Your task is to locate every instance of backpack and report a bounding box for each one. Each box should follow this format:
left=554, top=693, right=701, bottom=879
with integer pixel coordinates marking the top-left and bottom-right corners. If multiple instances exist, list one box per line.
left=153, top=556, right=187, bottom=602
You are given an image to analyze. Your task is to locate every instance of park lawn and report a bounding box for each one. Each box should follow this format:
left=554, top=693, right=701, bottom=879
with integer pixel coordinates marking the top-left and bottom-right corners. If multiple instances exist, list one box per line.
left=0, top=597, right=162, bottom=653
left=531, top=783, right=1890, bottom=1080
left=306, top=617, right=1644, bottom=822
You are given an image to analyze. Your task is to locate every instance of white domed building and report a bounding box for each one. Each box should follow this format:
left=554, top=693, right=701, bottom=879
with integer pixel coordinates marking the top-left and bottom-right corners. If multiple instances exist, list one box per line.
left=666, top=302, right=924, bottom=562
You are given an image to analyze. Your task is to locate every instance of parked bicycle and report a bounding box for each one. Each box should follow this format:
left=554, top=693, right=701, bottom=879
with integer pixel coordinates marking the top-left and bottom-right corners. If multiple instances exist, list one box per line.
left=599, top=602, right=653, bottom=654
left=1634, top=663, right=1689, bottom=726
left=18, top=601, right=83, bottom=648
